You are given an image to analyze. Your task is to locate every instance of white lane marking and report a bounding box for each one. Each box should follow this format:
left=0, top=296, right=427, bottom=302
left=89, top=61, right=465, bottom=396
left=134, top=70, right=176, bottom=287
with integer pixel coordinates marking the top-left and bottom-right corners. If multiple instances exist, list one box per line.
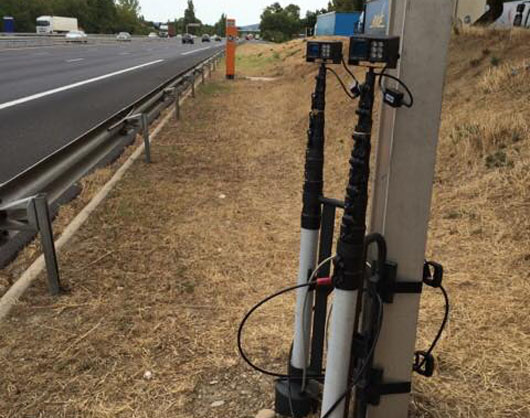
left=119, top=52, right=131, bottom=55
left=181, top=46, right=210, bottom=56
left=0, top=59, right=164, bottom=111
left=66, top=58, right=84, bottom=63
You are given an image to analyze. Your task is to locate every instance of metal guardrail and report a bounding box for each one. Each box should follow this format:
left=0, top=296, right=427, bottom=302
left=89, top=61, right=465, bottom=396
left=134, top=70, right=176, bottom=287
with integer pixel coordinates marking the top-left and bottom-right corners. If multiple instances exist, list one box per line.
left=0, top=50, right=224, bottom=276
left=0, top=32, right=64, bottom=37
left=0, top=32, right=155, bottom=38
left=0, top=33, right=175, bottom=48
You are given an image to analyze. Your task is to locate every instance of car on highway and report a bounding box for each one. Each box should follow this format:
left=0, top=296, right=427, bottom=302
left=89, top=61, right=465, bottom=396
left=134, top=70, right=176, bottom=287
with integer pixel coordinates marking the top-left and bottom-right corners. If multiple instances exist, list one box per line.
left=65, top=30, right=88, bottom=43
left=116, top=32, right=131, bottom=41
left=148, top=32, right=158, bottom=39
left=182, top=33, right=194, bottom=44
left=213, top=35, right=222, bottom=42
left=201, top=34, right=211, bottom=42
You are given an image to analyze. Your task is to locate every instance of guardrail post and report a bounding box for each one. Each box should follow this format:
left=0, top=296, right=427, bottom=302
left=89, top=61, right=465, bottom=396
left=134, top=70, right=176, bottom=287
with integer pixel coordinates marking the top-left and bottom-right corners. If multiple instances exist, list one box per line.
left=191, top=74, right=196, bottom=98
left=209, top=62, right=213, bottom=78
left=34, top=195, right=61, bottom=295
left=201, top=67, right=205, bottom=84
left=175, top=89, right=181, bottom=120
left=0, top=195, right=61, bottom=295
left=141, top=113, right=151, bottom=164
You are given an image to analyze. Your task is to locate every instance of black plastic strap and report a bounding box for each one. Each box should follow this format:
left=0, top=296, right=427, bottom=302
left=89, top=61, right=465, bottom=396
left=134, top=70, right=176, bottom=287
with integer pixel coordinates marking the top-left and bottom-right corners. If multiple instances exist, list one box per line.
left=378, top=261, right=423, bottom=303
left=391, top=281, right=423, bottom=295
left=375, top=381, right=412, bottom=397
left=359, top=368, right=412, bottom=406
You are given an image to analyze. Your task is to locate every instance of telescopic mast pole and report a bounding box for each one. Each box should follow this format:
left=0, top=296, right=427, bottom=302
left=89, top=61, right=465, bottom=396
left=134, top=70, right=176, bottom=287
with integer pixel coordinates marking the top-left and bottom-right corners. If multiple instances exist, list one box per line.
left=320, top=66, right=377, bottom=418
left=276, top=63, right=327, bottom=417
left=291, top=63, right=327, bottom=372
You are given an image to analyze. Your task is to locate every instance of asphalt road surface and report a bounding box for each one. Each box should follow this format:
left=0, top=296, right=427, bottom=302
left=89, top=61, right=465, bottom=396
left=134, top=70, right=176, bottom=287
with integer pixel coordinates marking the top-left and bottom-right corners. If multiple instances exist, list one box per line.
left=0, top=39, right=224, bottom=183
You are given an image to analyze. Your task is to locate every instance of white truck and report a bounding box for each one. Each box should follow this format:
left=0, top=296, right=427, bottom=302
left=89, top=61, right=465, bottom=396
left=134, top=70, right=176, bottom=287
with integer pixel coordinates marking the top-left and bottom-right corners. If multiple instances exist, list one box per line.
left=494, top=1, right=530, bottom=28
left=36, top=16, right=78, bottom=34
left=159, top=23, right=169, bottom=38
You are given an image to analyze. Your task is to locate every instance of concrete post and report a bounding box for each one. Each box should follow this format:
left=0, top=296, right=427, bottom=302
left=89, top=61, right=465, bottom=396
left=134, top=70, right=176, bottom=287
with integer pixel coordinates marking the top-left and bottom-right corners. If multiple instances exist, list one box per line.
left=366, top=1, right=453, bottom=417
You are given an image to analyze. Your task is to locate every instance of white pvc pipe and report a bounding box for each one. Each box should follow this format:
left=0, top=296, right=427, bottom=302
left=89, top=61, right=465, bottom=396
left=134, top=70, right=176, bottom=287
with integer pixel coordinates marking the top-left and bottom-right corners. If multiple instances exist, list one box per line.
left=320, top=288, right=359, bottom=418
left=291, top=227, right=319, bottom=369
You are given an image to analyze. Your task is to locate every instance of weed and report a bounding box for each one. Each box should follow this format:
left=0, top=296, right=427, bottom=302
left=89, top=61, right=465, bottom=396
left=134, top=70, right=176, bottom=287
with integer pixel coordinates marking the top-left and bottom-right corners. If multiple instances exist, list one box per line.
left=470, top=58, right=481, bottom=67
left=283, top=49, right=300, bottom=60
left=181, top=281, right=195, bottom=294
left=485, top=150, right=512, bottom=168
left=445, top=210, right=462, bottom=220
left=235, top=52, right=280, bottom=75
left=117, top=200, right=134, bottom=219
left=512, top=131, right=523, bottom=143
left=200, top=82, right=229, bottom=96
left=490, top=56, right=501, bottom=66
left=450, top=123, right=481, bottom=145
left=479, top=60, right=529, bottom=93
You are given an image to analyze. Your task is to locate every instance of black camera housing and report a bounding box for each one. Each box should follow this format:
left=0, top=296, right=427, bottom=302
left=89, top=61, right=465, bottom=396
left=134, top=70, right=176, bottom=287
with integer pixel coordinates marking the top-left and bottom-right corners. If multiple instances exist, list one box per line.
left=306, top=41, right=343, bottom=64
left=348, top=35, right=400, bottom=68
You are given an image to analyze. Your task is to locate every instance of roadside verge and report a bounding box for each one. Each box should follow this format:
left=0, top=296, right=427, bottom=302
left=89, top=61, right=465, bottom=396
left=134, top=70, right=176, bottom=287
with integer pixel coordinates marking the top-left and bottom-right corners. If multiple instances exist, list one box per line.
left=0, top=36, right=529, bottom=418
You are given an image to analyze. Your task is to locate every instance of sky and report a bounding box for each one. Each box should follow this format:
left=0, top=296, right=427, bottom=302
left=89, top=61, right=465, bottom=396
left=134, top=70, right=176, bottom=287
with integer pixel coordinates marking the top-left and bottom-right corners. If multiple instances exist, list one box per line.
left=138, top=0, right=329, bottom=26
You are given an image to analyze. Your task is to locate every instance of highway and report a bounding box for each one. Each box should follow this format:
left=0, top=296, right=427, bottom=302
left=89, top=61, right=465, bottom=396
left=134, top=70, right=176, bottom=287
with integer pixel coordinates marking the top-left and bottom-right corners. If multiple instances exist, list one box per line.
left=0, top=39, right=224, bottom=183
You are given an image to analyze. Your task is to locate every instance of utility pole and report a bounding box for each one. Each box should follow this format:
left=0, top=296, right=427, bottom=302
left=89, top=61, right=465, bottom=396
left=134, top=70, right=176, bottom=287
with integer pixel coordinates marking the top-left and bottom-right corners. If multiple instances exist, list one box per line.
left=364, top=1, right=453, bottom=417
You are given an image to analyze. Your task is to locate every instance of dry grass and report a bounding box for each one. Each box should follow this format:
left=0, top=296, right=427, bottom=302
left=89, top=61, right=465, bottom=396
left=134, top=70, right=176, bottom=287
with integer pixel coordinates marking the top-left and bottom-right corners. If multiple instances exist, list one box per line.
left=478, top=60, right=530, bottom=93
left=0, top=29, right=529, bottom=417
left=0, top=137, right=146, bottom=296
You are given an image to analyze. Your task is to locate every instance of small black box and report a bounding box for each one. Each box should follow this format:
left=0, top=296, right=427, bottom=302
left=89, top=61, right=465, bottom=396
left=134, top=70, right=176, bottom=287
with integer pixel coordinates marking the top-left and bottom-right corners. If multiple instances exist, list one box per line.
left=348, top=35, right=400, bottom=68
left=306, top=41, right=343, bottom=64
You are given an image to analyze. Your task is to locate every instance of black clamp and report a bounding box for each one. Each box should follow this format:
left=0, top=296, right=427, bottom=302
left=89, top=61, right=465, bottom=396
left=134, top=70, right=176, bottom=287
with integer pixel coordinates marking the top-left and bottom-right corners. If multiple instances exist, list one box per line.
left=412, top=259, right=445, bottom=378
left=413, top=350, right=436, bottom=377
left=423, top=260, right=443, bottom=288
left=357, top=368, right=411, bottom=406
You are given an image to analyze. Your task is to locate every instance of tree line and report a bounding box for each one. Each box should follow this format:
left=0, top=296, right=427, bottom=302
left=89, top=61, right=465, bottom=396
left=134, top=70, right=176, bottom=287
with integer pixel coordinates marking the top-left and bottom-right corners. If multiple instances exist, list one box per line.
left=0, top=0, right=149, bottom=34
left=260, top=0, right=363, bottom=43
left=173, top=0, right=226, bottom=37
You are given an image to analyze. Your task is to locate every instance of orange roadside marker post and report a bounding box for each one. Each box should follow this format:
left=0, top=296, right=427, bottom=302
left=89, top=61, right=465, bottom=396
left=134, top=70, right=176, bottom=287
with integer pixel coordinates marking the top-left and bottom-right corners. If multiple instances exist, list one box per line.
left=226, top=18, right=237, bottom=79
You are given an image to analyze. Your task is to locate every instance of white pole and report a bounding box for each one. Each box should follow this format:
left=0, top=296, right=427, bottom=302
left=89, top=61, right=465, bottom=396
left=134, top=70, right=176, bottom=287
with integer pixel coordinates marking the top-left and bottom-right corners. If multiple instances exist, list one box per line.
left=320, top=289, right=359, bottom=417
left=320, top=66, right=378, bottom=418
left=290, top=63, right=327, bottom=374
left=366, top=1, right=453, bottom=417
left=291, top=228, right=319, bottom=369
